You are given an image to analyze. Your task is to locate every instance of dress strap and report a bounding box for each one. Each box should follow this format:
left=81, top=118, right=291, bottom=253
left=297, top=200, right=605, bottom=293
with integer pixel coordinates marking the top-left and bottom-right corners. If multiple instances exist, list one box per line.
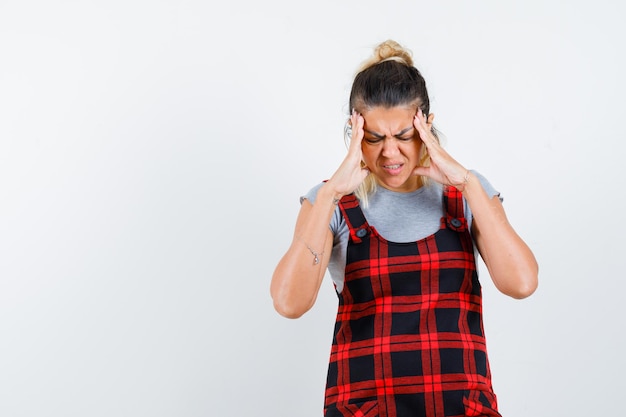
left=443, top=185, right=468, bottom=232
left=337, top=194, right=370, bottom=243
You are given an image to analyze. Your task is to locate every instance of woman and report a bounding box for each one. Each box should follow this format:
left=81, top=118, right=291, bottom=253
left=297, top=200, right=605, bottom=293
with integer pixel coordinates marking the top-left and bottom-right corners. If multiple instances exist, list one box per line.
left=270, top=39, right=538, bottom=417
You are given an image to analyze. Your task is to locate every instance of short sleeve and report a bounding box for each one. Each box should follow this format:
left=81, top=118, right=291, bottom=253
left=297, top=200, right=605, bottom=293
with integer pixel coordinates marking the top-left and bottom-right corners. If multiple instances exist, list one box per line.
left=300, top=182, right=344, bottom=236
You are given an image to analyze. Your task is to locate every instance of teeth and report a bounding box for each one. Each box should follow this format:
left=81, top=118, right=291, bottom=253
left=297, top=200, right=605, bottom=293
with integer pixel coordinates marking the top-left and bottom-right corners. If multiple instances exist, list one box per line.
left=385, top=164, right=401, bottom=169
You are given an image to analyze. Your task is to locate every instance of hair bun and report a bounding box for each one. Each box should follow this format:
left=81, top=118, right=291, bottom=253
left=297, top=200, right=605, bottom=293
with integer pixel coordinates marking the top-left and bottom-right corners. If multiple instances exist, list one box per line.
left=375, top=40, right=413, bottom=66
left=357, top=39, right=414, bottom=73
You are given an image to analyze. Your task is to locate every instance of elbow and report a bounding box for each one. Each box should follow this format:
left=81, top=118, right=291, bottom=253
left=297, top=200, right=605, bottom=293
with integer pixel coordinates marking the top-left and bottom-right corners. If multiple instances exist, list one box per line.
left=272, top=298, right=309, bottom=319
left=270, top=268, right=317, bottom=319
left=270, top=282, right=313, bottom=319
left=504, top=265, right=539, bottom=300
left=508, top=279, right=538, bottom=299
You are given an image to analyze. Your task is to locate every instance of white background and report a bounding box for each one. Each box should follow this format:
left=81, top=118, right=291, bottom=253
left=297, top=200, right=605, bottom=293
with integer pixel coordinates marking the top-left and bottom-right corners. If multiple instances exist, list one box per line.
left=1, top=1, right=624, bottom=416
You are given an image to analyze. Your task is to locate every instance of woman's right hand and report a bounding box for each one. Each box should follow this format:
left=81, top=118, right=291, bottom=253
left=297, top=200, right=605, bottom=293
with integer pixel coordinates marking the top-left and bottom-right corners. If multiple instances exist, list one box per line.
left=325, top=110, right=370, bottom=197
left=271, top=111, right=369, bottom=319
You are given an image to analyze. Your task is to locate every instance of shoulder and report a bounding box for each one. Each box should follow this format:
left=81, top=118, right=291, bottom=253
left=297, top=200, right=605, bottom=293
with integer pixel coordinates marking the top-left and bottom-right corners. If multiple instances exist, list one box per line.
left=470, top=170, right=502, bottom=201
left=299, top=181, right=327, bottom=205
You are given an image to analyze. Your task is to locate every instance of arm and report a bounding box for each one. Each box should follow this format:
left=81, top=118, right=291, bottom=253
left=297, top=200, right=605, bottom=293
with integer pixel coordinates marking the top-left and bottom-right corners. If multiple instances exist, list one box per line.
left=412, top=109, right=538, bottom=299
left=270, top=186, right=337, bottom=319
left=464, top=174, right=538, bottom=298
left=270, top=111, right=370, bottom=318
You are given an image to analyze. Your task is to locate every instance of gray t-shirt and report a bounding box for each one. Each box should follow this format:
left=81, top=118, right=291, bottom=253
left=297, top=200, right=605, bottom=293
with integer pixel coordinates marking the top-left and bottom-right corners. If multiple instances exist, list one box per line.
left=302, top=170, right=500, bottom=293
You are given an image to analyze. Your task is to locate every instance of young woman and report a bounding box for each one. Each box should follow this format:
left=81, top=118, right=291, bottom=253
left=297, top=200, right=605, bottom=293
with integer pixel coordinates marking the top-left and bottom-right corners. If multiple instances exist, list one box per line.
left=271, top=39, right=538, bottom=417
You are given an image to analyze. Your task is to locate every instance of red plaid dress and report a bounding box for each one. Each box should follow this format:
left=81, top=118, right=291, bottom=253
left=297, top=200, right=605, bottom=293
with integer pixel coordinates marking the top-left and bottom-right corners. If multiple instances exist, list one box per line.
left=324, top=186, right=500, bottom=417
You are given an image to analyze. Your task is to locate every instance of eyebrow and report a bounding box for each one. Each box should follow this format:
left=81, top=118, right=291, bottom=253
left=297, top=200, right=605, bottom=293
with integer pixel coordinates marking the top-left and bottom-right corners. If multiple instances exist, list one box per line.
left=363, top=126, right=414, bottom=139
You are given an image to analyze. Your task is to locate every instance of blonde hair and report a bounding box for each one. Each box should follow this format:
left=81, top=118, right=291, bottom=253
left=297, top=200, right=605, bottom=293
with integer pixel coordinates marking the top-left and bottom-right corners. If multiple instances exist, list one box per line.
left=348, top=40, right=438, bottom=206
left=355, top=39, right=414, bottom=73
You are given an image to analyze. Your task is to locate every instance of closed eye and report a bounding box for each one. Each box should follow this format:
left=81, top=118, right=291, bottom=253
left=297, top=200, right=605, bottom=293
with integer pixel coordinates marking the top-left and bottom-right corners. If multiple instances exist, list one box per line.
left=364, top=137, right=383, bottom=144
left=364, top=136, right=413, bottom=144
left=396, top=136, right=414, bottom=142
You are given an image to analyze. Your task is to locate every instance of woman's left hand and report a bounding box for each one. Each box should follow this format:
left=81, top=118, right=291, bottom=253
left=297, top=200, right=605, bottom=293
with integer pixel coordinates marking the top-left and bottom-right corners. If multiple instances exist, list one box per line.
left=411, top=108, right=538, bottom=298
left=412, top=108, right=469, bottom=189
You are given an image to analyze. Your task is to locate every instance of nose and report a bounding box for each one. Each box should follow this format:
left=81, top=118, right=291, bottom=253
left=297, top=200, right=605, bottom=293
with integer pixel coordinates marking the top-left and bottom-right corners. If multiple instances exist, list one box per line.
left=381, top=138, right=400, bottom=158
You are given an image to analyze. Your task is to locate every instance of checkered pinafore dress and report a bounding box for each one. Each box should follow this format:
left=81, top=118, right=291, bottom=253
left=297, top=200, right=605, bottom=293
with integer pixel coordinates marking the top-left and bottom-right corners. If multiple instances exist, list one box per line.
left=324, top=186, right=501, bottom=417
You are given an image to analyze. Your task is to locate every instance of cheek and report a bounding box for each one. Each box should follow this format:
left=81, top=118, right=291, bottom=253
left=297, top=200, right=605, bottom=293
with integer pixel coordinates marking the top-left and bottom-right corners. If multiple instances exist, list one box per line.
left=360, top=144, right=377, bottom=166
left=406, top=141, right=423, bottom=158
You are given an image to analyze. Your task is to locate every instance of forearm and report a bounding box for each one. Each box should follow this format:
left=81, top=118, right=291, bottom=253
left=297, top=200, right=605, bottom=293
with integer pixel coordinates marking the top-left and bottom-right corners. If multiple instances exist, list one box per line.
left=270, top=184, right=341, bottom=318
left=463, top=173, right=538, bottom=299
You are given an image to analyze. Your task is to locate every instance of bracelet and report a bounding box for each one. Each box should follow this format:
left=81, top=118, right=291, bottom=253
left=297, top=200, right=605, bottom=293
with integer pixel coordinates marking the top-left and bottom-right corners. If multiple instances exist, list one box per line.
left=302, top=240, right=324, bottom=265
left=297, top=236, right=324, bottom=265
left=296, top=195, right=338, bottom=265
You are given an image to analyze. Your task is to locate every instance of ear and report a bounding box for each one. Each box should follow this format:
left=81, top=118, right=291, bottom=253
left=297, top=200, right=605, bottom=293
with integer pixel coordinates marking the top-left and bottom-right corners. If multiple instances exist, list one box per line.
left=427, top=113, right=435, bottom=126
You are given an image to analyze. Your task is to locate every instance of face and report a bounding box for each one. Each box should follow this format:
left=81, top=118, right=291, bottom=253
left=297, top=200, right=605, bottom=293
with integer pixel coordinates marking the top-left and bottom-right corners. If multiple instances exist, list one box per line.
left=360, top=106, right=423, bottom=192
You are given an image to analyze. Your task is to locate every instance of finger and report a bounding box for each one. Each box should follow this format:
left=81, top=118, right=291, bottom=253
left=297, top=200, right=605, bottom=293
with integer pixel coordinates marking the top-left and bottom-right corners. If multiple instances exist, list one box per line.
left=412, top=165, right=429, bottom=177
left=414, top=114, right=438, bottom=149
left=348, top=111, right=365, bottom=152
left=414, top=109, right=430, bottom=133
left=413, top=113, right=432, bottom=145
left=360, top=166, right=371, bottom=181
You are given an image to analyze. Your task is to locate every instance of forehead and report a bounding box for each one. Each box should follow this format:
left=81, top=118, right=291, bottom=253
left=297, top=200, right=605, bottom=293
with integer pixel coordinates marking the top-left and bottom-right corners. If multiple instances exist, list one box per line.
left=362, top=106, right=415, bottom=134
